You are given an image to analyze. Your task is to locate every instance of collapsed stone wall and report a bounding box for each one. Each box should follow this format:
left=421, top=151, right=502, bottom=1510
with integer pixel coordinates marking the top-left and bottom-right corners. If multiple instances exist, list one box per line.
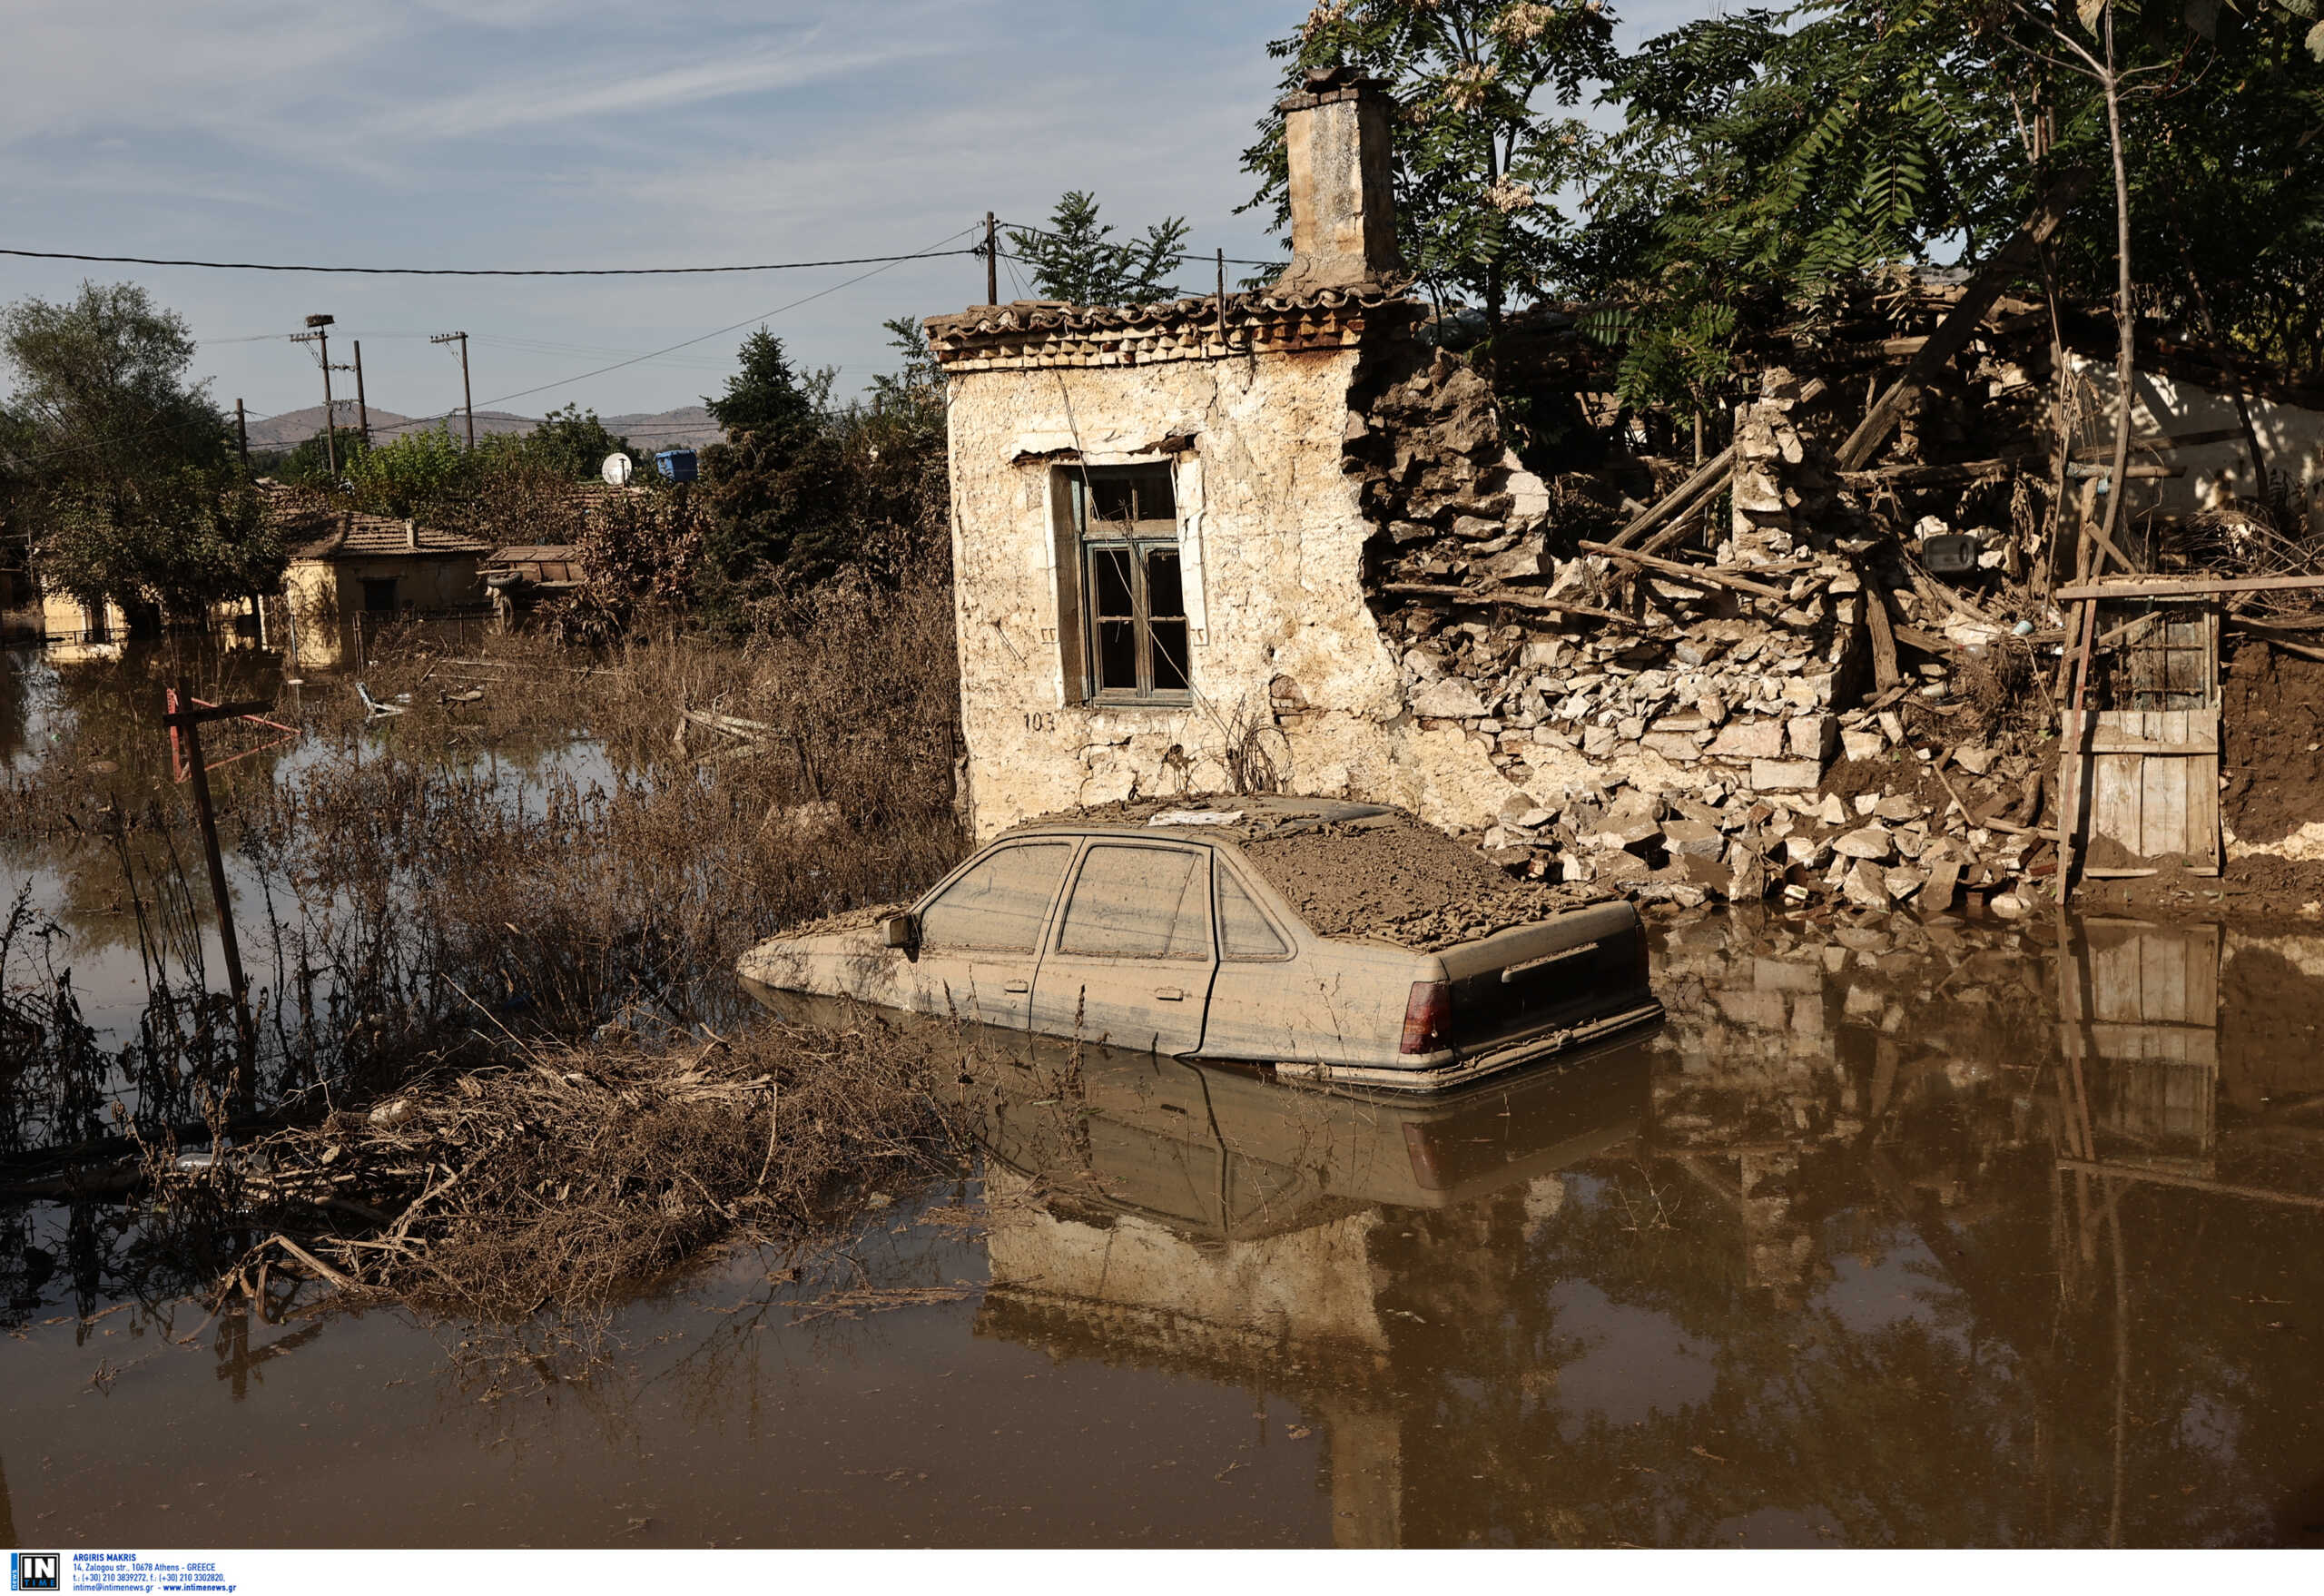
left=1318, top=342, right=2072, bottom=915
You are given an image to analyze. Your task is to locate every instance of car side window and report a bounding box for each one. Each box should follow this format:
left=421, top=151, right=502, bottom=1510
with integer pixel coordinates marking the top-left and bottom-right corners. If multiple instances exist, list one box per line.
left=918, top=842, right=1072, bottom=951
left=1056, top=845, right=1210, bottom=961
left=1215, top=865, right=1289, bottom=961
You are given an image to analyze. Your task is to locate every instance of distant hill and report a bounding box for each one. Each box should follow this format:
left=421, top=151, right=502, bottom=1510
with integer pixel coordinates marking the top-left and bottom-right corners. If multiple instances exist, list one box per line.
left=600, top=406, right=720, bottom=451
left=246, top=403, right=723, bottom=453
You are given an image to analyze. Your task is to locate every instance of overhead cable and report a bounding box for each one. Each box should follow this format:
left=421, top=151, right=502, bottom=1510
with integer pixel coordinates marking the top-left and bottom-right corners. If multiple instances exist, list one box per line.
left=365, top=222, right=987, bottom=436
left=0, top=244, right=985, bottom=277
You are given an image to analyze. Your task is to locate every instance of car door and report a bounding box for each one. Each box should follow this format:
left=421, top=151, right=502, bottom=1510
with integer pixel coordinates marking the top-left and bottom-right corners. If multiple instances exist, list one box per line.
left=906, top=838, right=1077, bottom=1034
left=1189, top=854, right=1315, bottom=1064
left=1029, top=841, right=1216, bottom=1057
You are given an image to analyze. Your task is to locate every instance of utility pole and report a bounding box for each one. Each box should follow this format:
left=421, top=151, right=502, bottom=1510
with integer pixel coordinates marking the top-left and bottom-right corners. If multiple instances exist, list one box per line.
left=290, top=313, right=338, bottom=475
left=352, top=340, right=371, bottom=449
left=432, top=331, right=474, bottom=449
left=234, top=399, right=249, bottom=468
left=985, top=212, right=998, bottom=305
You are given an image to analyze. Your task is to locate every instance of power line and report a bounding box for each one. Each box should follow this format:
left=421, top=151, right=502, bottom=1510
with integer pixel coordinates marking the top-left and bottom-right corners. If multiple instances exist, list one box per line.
left=0, top=244, right=986, bottom=277
left=8, top=223, right=982, bottom=465
left=993, top=220, right=1285, bottom=271
left=363, top=222, right=986, bottom=439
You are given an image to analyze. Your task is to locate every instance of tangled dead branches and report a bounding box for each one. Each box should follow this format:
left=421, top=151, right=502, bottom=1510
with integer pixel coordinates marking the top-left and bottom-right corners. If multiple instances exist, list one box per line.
left=156, top=1010, right=966, bottom=1320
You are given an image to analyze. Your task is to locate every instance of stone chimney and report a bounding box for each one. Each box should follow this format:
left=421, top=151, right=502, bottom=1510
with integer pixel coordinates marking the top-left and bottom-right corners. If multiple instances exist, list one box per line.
left=404, top=517, right=418, bottom=550
left=1271, top=66, right=1402, bottom=294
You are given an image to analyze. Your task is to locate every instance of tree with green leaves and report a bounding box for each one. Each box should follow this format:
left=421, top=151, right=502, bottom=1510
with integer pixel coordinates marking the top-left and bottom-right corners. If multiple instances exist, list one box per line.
left=527, top=404, right=633, bottom=481
left=1002, top=192, right=1192, bottom=306
left=704, top=328, right=830, bottom=448
left=695, top=329, right=836, bottom=621
left=1243, top=2, right=1618, bottom=333
left=1577, top=3, right=2024, bottom=414
left=0, top=281, right=282, bottom=616
left=690, top=320, right=950, bottom=631
left=1571, top=0, right=2323, bottom=430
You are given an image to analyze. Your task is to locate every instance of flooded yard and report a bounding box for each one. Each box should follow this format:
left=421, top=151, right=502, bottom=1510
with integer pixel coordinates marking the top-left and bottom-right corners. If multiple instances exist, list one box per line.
left=5, top=642, right=2323, bottom=1548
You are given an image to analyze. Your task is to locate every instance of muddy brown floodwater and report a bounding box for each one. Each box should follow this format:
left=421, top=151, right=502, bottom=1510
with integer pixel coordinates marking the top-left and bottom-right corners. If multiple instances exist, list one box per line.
left=7, top=902, right=2324, bottom=1548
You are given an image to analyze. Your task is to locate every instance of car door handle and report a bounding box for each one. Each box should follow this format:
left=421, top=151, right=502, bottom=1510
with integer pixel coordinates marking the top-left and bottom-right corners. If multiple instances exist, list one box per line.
left=1153, top=986, right=1186, bottom=1001
left=1004, top=980, right=1030, bottom=994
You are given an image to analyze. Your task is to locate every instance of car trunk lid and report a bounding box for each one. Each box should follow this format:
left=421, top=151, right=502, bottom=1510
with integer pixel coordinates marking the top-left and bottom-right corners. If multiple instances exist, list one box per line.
left=1433, top=901, right=1652, bottom=1055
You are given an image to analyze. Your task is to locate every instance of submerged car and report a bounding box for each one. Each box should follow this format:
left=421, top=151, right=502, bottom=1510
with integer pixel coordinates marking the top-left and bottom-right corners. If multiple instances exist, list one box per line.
left=735, top=797, right=1661, bottom=1091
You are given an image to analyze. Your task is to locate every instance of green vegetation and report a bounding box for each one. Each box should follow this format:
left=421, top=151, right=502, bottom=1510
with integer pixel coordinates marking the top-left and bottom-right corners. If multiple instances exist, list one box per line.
left=0, top=282, right=280, bottom=616
left=1244, top=0, right=2324, bottom=419
left=16, top=3, right=2319, bottom=630
left=1003, top=192, right=1193, bottom=306
left=1243, top=0, right=1616, bottom=330
left=689, top=319, right=948, bottom=634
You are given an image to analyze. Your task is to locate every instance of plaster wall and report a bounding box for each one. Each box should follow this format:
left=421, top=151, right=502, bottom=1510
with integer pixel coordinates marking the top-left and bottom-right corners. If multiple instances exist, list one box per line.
left=282, top=554, right=481, bottom=669
left=948, top=349, right=1526, bottom=838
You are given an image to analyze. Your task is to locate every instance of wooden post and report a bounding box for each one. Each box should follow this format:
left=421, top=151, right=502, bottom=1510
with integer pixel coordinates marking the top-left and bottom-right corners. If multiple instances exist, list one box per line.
left=165, top=680, right=254, bottom=1053
left=352, top=340, right=371, bottom=449
left=985, top=212, right=999, bottom=306
left=433, top=331, right=475, bottom=448
left=317, top=323, right=339, bottom=476
left=235, top=399, right=249, bottom=468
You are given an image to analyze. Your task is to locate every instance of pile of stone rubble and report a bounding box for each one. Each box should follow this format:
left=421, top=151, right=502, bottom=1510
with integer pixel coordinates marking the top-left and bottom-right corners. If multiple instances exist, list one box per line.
left=1348, top=347, right=2062, bottom=918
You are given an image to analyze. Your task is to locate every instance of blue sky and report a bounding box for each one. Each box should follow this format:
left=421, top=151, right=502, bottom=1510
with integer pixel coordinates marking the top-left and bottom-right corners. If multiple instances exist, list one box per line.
left=2, top=1, right=1724, bottom=433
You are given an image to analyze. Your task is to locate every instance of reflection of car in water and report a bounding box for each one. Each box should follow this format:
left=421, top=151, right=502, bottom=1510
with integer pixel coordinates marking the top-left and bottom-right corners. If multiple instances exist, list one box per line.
left=737, top=797, right=1661, bottom=1092
left=934, top=1027, right=1653, bottom=1549
left=936, top=1025, right=1644, bottom=1237
left=961, top=1032, right=1651, bottom=1239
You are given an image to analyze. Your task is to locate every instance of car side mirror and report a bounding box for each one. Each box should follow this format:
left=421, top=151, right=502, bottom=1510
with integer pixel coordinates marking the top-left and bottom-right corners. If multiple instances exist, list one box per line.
left=881, top=912, right=919, bottom=951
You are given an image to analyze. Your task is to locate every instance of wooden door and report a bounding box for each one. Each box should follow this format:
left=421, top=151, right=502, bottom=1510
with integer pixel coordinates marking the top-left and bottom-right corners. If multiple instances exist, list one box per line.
left=2063, top=603, right=2221, bottom=875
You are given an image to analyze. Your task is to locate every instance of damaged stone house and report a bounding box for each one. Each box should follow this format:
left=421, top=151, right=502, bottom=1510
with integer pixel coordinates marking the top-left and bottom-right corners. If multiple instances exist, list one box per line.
left=929, top=69, right=2324, bottom=913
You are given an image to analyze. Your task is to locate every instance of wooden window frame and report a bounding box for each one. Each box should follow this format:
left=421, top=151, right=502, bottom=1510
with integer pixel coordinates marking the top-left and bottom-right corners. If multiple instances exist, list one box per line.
left=1070, top=465, right=1191, bottom=707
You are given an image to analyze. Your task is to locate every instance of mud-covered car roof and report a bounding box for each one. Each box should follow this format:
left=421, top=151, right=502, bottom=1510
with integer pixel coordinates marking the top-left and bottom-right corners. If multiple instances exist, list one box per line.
left=1007, top=796, right=1609, bottom=952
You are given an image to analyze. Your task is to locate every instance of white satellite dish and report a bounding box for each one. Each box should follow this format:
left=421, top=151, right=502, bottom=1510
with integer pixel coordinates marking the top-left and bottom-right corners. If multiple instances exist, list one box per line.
left=601, top=452, right=635, bottom=487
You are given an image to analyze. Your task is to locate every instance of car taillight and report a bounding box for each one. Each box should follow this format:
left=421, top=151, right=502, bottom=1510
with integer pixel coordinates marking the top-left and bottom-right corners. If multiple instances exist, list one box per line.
left=1400, top=979, right=1452, bottom=1055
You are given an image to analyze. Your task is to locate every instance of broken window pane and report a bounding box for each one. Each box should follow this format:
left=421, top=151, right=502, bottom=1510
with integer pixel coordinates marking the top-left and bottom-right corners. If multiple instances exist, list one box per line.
left=1134, top=467, right=1176, bottom=522
left=1097, top=620, right=1138, bottom=690
left=1089, top=547, right=1138, bottom=692
left=1146, top=548, right=1189, bottom=690
left=1058, top=845, right=1210, bottom=960
left=919, top=842, right=1072, bottom=951
left=1077, top=465, right=1174, bottom=530
left=1216, top=867, right=1288, bottom=960
left=1088, top=475, right=1137, bottom=527
left=1149, top=618, right=1189, bottom=691
left=1146, top=547, right=1184, bottom=617
left=1090, top=547, right=1134, bottom=617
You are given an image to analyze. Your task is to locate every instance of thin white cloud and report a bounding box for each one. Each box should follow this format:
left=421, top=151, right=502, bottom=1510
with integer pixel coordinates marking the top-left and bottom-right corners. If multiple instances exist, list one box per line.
left=363, top=35, right=942, bottom=143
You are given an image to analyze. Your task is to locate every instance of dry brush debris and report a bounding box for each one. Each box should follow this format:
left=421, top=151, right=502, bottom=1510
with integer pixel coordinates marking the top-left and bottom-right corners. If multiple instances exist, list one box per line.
left=153, top=1010, right=967, bottom=1319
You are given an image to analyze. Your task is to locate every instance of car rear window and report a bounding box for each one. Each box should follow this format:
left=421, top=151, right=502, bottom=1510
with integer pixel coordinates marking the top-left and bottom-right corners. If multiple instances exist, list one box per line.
left=920, top=842, right=1072, bottom=951
left=1056, top=845, right=1209, bottom=960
